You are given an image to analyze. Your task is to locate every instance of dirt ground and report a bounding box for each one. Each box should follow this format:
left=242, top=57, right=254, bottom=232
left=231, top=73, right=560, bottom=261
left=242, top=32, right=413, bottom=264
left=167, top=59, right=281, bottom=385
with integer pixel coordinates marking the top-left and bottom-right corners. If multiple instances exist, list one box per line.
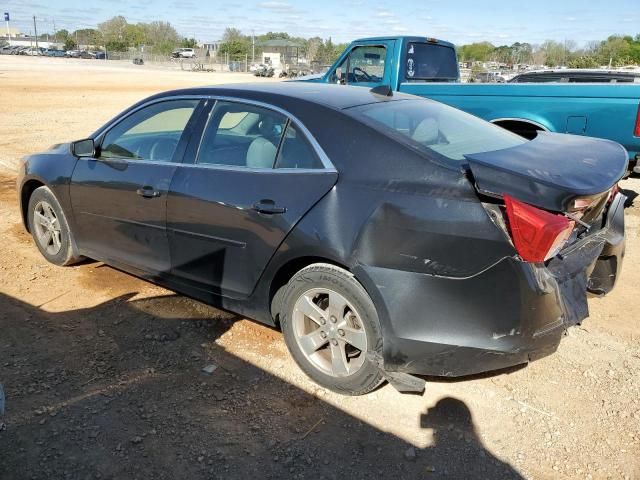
left=0, top=55, right=639, bottom=480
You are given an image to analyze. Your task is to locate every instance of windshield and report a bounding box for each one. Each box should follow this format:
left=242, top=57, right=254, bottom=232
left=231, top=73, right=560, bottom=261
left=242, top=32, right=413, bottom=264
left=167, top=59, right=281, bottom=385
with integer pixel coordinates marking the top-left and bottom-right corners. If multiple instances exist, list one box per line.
left=349, top=99, right=526, bottom=162
left=405, top=42, right=458, bottom=81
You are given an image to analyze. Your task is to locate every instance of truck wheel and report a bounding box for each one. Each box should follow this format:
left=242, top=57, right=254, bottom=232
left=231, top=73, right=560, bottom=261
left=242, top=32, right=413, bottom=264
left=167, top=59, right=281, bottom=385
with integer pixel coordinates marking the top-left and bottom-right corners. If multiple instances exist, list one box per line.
left=280, top=263, right=384, bottom=395
left=27, top=186, right=82, bottom=266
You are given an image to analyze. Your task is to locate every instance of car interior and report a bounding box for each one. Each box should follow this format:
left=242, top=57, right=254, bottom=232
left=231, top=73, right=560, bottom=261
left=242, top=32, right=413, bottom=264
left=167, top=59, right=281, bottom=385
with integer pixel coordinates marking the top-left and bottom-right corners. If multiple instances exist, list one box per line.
left=197, top=103, right=323, bottom=169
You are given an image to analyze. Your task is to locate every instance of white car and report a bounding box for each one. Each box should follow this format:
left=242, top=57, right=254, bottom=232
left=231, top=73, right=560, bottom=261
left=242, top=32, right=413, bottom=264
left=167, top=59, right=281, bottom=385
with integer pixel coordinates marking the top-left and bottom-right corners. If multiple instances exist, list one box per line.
left=172, top=48, right=196, bottom=58
left=24, top=47, right=44, bottom=56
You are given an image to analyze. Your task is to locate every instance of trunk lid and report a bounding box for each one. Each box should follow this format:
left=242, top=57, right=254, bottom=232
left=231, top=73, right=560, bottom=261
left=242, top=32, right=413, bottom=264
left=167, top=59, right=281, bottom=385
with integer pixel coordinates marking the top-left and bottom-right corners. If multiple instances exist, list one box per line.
left=464, top=132, right=628, bottom=212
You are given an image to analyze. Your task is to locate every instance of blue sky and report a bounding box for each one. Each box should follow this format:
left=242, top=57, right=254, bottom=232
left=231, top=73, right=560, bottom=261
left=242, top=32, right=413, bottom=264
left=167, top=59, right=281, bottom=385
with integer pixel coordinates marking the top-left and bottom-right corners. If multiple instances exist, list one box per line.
left=4, top=0, right=639, bottom=45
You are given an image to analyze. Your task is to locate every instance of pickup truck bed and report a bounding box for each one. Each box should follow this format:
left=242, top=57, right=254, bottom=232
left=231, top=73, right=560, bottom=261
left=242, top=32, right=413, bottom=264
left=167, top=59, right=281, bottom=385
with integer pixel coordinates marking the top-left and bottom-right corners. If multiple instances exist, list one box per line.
left=400, top=82, right=640, bottom=165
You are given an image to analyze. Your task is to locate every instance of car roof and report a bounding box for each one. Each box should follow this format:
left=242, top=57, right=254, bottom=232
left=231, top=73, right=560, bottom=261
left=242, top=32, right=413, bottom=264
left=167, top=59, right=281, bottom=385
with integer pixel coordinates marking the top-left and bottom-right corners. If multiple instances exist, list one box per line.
left=156, top=82, right=417, bottom=111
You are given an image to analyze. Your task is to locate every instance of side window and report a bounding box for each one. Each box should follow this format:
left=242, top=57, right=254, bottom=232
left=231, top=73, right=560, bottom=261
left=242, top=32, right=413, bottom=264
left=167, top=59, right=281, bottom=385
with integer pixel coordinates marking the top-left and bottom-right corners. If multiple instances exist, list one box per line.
left=100, top=99, right=199, bottom=162
left=328, top=45, right=386, bottom=84
left=197, top=101, right=287, bottom=168
left=275, top=123, right=323, bottom=170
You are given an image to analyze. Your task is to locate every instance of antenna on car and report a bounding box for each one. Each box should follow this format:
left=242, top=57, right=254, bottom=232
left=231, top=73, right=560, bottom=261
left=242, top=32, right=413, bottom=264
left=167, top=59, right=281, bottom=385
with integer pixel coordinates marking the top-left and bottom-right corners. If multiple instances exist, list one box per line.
left=370, top=85, right=393, bottom=97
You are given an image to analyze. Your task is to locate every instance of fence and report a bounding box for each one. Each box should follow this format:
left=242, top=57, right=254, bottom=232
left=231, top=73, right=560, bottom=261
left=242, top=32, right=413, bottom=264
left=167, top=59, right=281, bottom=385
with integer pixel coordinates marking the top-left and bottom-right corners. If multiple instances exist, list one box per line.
left=107, top=48, right=253, bottom=72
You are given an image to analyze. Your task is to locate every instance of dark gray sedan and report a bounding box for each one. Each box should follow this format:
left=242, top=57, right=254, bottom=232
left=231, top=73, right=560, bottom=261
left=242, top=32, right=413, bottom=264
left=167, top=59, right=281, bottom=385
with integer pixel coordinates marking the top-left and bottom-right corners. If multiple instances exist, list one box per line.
left=17, top=83, right=627, bottom=395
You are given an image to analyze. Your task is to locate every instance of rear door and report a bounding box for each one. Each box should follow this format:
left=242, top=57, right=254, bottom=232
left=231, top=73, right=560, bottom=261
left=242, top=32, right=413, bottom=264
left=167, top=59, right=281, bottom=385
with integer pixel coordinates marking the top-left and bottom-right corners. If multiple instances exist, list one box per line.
left=69, top=98, right=203, bottom=273
left=166, top=99, right=338, bottom=299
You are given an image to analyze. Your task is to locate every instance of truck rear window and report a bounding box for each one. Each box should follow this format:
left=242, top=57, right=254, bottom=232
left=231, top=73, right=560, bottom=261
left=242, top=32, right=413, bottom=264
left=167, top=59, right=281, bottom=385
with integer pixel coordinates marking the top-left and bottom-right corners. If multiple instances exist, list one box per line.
left=405, top=43, right=458, bottom=81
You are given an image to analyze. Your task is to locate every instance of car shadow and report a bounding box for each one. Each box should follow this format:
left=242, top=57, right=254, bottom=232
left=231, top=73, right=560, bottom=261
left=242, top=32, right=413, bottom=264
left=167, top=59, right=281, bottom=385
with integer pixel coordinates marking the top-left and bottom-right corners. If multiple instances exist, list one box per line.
left=0, top=291, right=524, bottom=479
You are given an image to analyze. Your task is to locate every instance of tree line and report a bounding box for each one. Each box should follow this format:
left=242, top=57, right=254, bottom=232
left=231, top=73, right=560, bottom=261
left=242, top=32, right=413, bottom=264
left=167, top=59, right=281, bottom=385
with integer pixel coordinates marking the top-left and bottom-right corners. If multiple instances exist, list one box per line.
left=459, top=35, right=640, bottom=67
left=45, top=16, right=197, bottom=54
left=28, top=15, right=640, bottom=67
left=217, top=28, right=348, bottom=64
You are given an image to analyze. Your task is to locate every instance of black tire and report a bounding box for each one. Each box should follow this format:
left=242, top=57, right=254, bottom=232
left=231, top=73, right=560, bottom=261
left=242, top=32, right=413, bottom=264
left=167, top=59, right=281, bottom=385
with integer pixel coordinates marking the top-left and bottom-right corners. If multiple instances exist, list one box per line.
left=280, top=263, right=384, bottom=395
left=27, top=186, right=82, bottom=266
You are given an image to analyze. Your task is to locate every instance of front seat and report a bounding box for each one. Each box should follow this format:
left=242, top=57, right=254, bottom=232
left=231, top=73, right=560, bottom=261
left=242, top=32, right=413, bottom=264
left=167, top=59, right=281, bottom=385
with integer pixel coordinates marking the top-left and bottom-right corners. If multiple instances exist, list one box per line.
left=246, top=117, right=278, bottom=168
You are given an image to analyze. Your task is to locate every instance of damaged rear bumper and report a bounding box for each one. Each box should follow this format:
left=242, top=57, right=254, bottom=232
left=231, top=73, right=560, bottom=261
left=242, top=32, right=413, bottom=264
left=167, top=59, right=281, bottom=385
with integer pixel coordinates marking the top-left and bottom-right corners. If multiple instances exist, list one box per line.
left=355, top=193, right=626, bottom=378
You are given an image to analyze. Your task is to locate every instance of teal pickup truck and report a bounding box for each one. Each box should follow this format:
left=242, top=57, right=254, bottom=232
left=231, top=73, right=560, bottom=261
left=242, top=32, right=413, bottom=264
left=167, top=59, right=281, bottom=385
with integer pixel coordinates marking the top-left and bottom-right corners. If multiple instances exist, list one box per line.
left=300, top=36, right=640, bottom=172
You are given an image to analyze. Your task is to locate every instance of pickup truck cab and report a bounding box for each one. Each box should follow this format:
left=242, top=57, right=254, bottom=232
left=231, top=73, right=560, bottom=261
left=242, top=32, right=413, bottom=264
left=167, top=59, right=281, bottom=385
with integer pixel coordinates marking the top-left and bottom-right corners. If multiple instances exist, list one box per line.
left=303, top=36, right=640, bottom=172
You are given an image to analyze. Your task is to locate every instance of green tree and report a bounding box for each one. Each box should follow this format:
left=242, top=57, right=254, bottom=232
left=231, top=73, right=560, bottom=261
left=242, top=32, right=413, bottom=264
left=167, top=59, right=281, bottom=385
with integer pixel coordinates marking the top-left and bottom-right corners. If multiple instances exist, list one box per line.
left=219, top=39, right=249, bottom=56
left=220, top=28, right=250, bottom=56
left=599, top=36, right=631, bottom=66
left=73, top=28, right=101, bottom=48
left=458, top=42, right=495, bottom=62
left=98, top=16, right=131, bottom=51
left=142, top=21, right=180, bottom=54
left=567, top=55, right=600, bottom=68
left=124, top=24, right=146, bottom=48
left=64, top=37, right=76, bottom=51
left=181, top=37, right=197, bottom=48
left=55, top=28, right=70, bottom=45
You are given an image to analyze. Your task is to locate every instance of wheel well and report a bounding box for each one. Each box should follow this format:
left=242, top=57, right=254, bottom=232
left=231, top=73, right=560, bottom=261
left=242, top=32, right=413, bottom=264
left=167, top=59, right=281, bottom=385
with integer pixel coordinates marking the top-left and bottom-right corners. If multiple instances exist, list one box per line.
left=492, top=119, right=546, bottom=140
left=20, top=179, right=45, bottom=232
left=268, top=256, right=350, bottom=325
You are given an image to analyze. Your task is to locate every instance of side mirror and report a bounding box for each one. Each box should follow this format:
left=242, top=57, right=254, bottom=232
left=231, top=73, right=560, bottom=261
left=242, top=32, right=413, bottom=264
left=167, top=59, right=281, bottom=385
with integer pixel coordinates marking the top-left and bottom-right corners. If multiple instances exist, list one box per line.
left=71, top=138, right=95, bottom=158
left=335, top=67, right=345, bottom=84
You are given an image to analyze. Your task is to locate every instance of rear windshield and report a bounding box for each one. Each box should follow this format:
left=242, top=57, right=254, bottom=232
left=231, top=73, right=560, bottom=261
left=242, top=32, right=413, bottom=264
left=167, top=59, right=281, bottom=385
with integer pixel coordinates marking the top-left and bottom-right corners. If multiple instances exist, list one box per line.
left=405, top=43, right=458, bottom=81
left=349, top=99, right=526, bottom=162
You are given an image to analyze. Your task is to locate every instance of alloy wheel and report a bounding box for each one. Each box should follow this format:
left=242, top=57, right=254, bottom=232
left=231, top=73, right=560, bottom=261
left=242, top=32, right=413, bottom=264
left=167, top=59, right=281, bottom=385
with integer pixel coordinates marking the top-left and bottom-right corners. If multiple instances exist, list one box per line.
left=292, top=288, right=368, bottom=377
left=33, top=201, right=62, bottom=256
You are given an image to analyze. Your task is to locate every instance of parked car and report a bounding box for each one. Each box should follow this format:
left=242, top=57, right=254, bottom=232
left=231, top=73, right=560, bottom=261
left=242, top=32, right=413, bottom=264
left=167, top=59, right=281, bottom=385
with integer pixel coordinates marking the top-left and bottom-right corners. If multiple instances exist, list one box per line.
left=509, top=69, right=640, bottom=83
left=23, top=47, right=45, bottom=56
left=171, top=48, right=196, bottom=58
left=65, top=50, right=81, bottom=58
left=0, top=45, right=13, bottom=54
left=94, top=51, right=107, bottom=60
left=17, top=83, right=627, bottom=395
left=79, top=50, right=96, bottom=59
left=45, top=49, right=66, bottom=57
left=299, top=36, right=640, bottom=173
left=469, top=71, right=507, bottom=83
left=15, top=46, right=30, bottom=55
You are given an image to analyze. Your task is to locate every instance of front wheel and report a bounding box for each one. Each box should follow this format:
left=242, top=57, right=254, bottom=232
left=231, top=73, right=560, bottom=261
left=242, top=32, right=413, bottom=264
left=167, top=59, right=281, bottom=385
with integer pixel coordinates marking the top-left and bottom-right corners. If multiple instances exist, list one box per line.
left=280, top=263, right=384, bottom=395
left=27, top=186, right=82, bottom=266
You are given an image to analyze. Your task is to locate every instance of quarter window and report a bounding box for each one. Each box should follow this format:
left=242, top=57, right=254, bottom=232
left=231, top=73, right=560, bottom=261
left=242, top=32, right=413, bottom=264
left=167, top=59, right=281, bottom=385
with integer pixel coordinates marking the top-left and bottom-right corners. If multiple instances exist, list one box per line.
left=274, top=123, right=323, bottom=169
left=100, top=99, right=199, bottom=162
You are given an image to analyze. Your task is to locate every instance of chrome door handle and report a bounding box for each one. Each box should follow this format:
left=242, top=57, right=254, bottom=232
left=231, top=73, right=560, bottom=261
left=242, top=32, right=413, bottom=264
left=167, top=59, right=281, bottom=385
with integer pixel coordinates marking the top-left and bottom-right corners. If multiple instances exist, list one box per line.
left=136, top=186, right=161, bottom=198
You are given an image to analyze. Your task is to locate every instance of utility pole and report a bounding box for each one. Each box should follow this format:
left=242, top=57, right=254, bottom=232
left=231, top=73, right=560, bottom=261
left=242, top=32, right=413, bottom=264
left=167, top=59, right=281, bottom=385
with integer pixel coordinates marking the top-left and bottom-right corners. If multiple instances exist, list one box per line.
left=53, top=18, right=57, bottom=43
left=33, top=16, right=39, bottom=50
left=252, top=29, right=255, bottom=64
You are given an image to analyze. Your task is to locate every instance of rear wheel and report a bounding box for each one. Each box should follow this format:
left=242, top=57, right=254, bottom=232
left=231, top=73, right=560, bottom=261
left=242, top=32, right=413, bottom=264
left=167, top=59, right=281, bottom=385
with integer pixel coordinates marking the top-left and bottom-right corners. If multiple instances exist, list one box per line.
left=280, top=263, right=384, bottom=395
left=27, top=186, right=82, bottom=266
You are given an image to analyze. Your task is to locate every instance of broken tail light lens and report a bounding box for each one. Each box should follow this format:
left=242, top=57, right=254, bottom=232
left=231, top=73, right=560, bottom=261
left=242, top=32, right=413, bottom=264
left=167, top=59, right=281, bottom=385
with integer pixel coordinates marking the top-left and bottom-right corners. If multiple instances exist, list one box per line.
left=503, top=194, right=575, bottom=263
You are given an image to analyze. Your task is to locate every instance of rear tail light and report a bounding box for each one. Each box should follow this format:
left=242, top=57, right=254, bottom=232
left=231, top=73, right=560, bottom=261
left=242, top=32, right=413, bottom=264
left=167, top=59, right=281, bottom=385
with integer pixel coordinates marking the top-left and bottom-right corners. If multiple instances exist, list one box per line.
left=635, top=103, right=640, bottom=137
left=503, top=194, right=575, bottom=263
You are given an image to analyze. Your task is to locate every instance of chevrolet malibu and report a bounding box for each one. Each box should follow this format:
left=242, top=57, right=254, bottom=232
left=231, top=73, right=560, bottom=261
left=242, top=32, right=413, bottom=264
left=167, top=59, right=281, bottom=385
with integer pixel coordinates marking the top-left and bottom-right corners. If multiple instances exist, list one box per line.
left=17, top=83, right=627, bottom=395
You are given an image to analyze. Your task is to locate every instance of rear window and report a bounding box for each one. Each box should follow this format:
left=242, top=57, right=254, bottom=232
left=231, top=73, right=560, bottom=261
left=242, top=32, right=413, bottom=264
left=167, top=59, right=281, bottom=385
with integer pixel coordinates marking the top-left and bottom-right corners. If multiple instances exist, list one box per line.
left=349, top=99, right=526, bottom=162
left=405, top=43, right=458, bottom=81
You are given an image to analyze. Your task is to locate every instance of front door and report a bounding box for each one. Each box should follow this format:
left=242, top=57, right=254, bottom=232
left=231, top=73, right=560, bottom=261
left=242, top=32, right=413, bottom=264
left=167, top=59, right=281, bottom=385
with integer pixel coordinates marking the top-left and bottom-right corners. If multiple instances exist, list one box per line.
left=327, top=42, right=394, bottom=88
left=69, top=98, right=202, bottom=273
left=167, top=100, right=338, bottom=299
